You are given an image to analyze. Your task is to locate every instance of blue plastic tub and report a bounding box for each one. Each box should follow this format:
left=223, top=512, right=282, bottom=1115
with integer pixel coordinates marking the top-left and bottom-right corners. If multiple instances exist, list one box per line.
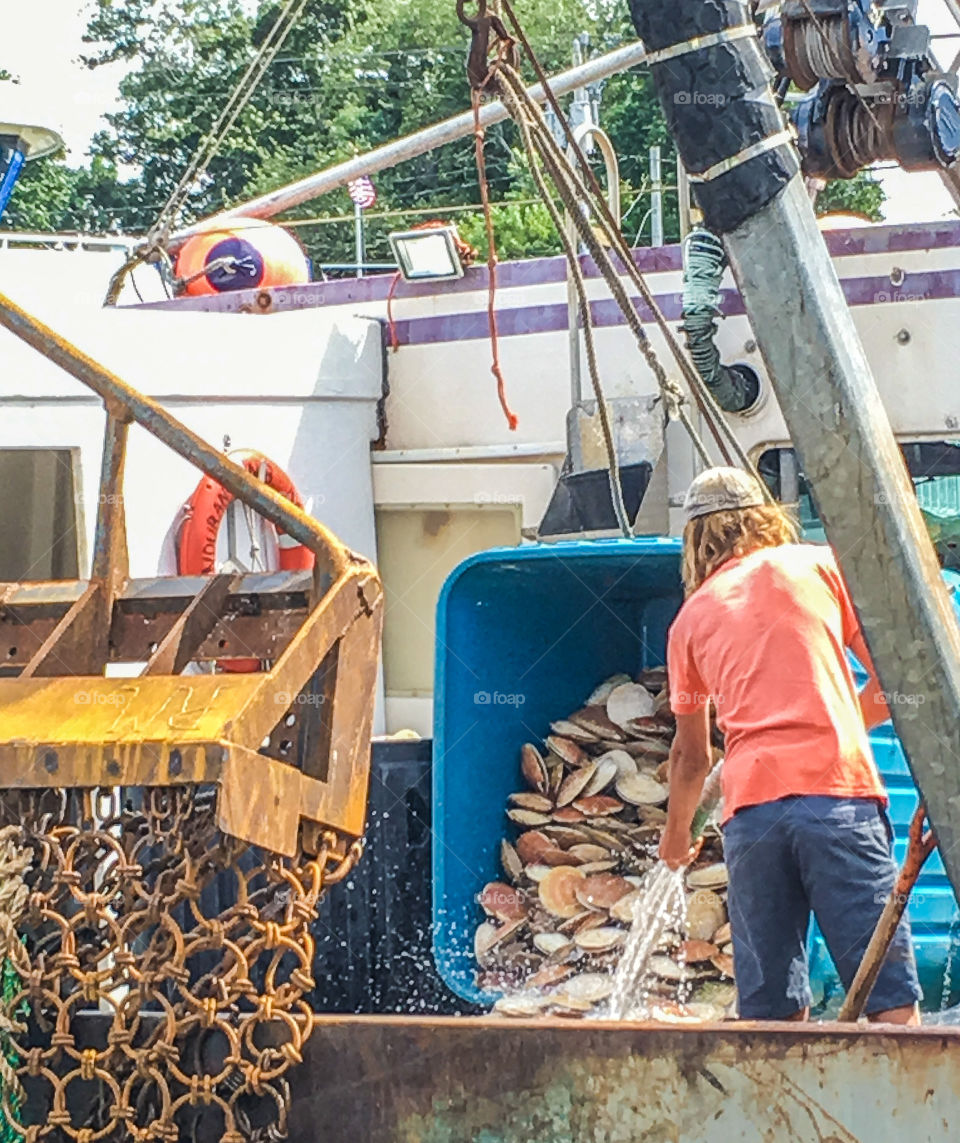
left=432, top=540, right=960, bottom=1007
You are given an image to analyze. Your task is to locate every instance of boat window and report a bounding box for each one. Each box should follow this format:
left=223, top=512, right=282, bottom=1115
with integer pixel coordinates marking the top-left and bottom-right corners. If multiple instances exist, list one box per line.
left=0, top=449, right=80, bottom=581
left=758, top=444, right=960, bottom=568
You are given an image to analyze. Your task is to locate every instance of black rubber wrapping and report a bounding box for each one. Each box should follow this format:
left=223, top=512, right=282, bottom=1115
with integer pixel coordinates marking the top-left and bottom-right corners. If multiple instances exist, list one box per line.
left=629, top=0, right=799, bottom=234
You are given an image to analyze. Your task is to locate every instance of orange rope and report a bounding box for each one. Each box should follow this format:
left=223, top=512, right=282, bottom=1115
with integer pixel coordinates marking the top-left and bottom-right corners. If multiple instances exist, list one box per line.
left=472, top=88, right=518, bottom=432
left=386, top=271, right=402, bottom=352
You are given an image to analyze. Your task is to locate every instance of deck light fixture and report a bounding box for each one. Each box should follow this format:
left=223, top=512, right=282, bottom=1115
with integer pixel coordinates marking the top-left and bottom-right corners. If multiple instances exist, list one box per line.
left=388, top=226, right=465, bottom=283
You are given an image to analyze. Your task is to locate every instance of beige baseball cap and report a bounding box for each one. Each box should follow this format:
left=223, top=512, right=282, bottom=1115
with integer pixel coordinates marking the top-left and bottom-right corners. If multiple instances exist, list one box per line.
left=683, top=467, right=766, bottom=522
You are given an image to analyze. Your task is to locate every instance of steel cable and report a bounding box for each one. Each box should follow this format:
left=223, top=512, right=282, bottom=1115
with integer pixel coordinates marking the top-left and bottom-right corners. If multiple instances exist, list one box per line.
left=498, top=77, right=633, bottom=535
left=497, top=1, right=774, bottom=495
left=498, top=66, right=716, bottom=473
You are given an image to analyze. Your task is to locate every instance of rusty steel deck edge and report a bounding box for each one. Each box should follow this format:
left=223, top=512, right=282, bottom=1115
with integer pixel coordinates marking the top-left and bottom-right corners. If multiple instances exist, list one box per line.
left=290, top=1017, right=960, bottom=1143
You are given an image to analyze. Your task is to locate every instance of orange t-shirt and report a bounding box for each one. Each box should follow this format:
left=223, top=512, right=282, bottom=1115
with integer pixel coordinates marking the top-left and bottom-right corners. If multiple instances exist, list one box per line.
left=667, top=543, right=886, bottom=822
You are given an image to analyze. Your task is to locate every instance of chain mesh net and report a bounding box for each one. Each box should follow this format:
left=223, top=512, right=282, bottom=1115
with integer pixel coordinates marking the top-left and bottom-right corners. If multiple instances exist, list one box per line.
left=0, top=787, right=358, bottom=1142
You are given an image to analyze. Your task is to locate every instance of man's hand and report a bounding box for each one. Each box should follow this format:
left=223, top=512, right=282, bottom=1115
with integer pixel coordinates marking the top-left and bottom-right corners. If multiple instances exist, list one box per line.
left=660, top=707, right=713, bottom=868
left=659, top=825, right=701, bottom=870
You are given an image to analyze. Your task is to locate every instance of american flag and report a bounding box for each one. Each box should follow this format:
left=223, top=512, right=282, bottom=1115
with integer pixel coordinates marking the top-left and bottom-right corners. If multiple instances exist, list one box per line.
left=347, top=176, right=377, bottom=210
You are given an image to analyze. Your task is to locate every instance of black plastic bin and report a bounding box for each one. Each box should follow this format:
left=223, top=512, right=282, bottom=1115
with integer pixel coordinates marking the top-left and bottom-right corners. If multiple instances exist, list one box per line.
left=308, top=737, right=479, bottom=1015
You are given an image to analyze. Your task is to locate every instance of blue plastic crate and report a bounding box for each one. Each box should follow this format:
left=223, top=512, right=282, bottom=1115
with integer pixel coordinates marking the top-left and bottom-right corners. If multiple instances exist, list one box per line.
left=432, top=540, right=960, bottom=1007
left=433, top=537, right=684, bottom=1003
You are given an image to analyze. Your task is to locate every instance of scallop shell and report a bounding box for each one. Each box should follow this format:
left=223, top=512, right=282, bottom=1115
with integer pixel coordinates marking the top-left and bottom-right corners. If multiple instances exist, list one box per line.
left=595, top=749, right=638, bottom=778
left=479, top=881, right=527, bottom=922
left=533, top=932, right=574, bottom=957
left=713, top=922, right=732, bottom=945
left=552, top=806, right=586, bottom=824
left=692, top=981, right=737, bottom=1008
left=711, top=952, right=735, bottom=978
left=640, top=666, right=668, bottom=689
left=545, top=735, right=589, bottom=768
left=677, top=939, right=719, bottom=964
left=582, top=757, right=619, bottom=797
left=524, top=864, right=551, bottom=882
left=566, top=843, right=612, bottom=864
left=587, top=674, right=633, bottom=705
left=494, top=993, right=553, bottom=1017
left=475, top=916, right=524, bottom=961
left=474, top=922, right=500, bottom=961
left=607, top=682, right=657, bottom=729
left=572, top=795, right=623, bottom=817
left=557, top=763, right=598, bottom=807
left=568, top=705, right=626, bottom=741
left=525, top=963, right=575, bottom=990
left=538, top=866, right=587, bottom=917
left=563, top=972, right=614, bottom=1003
left=615, top=773, right=668, bottom=806
left=575, top=874, right=633, bottom=911
left=550, top=719, right=598, bottom=743
left=542, top=825, right=591, bottom=849
left=574, top=911, right=611, bottom=934
left=574, top=926, right=626, bottom=952
left=610, top=889, right=643, bottom=924
left=649, top=955, right=695, bottom=982
left=521, top=743, right=549, bottom=793
left=516, top=830, right=552, bottom=865
left=685, top=890, right=726, bottom=942
left=576, top=860, right=620, bottom=874
left=686, top=863, right=729, bottom=890
left=509, top=792, right=554, bottom=813
left=549, top=994, right=596, bottom=1014
left=507, top=809, right=553, bottom=827
left=501, top=839, right=524, bottom=882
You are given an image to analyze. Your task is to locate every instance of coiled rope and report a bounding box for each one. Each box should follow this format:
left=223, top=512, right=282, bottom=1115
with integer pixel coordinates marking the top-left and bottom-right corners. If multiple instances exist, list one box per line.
left=681, top=228, right=759, bottom=413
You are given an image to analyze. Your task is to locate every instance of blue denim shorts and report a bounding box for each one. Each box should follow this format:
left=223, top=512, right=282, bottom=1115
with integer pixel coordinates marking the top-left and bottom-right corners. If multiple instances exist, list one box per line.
left=722, top=795, right=922, bottom=1020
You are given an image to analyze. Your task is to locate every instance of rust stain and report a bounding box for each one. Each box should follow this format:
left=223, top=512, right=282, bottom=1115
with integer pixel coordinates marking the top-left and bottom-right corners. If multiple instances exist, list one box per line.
left=290, top=1018, right=960, bottom=1143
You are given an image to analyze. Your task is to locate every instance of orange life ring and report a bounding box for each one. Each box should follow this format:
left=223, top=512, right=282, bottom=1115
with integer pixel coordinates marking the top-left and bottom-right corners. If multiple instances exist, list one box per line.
left=177, top=452, right=315, bottom=672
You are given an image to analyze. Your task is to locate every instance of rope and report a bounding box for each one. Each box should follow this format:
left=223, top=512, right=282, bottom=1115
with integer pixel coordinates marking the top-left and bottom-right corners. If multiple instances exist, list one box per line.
left=386, top=272, right=402, bottom=352
left=150, top=0, right=310, bottom=241
left=500, top=79, right=632, bottom=535
left=497, top=1, right=773, bottom=497
left=681, top=228, right=759, bottom=413
left=0, top=826, right=31, bottom=1136
left=470, top=71, right=519, bottom=429
left=498, top=66, right=716, bottom=472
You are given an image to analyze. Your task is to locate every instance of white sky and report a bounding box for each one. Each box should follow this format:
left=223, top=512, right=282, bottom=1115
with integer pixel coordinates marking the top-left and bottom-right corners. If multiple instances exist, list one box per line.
left=5, top=2, right=124, bottom=158
left=4, top=0, right=960, bottom=224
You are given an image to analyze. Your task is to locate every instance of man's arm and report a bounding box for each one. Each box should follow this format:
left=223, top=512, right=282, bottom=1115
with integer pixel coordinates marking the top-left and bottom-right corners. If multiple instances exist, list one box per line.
left=849, top=627, right=891, bottom=731
left=659, top=706, right=712, bottom=869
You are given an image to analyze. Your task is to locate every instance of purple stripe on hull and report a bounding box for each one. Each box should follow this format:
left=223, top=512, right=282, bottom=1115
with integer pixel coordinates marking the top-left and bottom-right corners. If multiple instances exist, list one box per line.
left=132, top=219, right=960, bottom=316
left=391, top=269, right=960, bottom=347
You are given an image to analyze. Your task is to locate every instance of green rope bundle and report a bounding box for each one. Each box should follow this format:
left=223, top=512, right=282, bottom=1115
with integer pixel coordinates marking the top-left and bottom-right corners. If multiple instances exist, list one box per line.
left=0, top=954, right=25, bottom=1143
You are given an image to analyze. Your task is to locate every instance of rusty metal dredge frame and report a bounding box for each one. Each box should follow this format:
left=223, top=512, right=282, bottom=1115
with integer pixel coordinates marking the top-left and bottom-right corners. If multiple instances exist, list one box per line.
left=0, top=291, right=384, bottom=1142
left=0, top=291, right=383, bottom=861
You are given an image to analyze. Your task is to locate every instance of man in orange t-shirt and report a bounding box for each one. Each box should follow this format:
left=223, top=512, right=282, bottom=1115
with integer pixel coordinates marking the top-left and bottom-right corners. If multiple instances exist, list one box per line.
left=660, top=467, right=921, bottom=1024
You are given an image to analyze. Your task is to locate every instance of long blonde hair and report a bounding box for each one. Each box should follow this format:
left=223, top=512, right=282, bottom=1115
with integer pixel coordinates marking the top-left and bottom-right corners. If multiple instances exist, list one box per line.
left=682, top=503, right=799, bottom=594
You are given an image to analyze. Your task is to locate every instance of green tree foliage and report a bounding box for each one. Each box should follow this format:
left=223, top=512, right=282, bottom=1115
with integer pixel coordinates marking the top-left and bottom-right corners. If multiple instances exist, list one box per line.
left=814, top=171, right=885, bottom=222
left=2, top=0, right=887, bottom=261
